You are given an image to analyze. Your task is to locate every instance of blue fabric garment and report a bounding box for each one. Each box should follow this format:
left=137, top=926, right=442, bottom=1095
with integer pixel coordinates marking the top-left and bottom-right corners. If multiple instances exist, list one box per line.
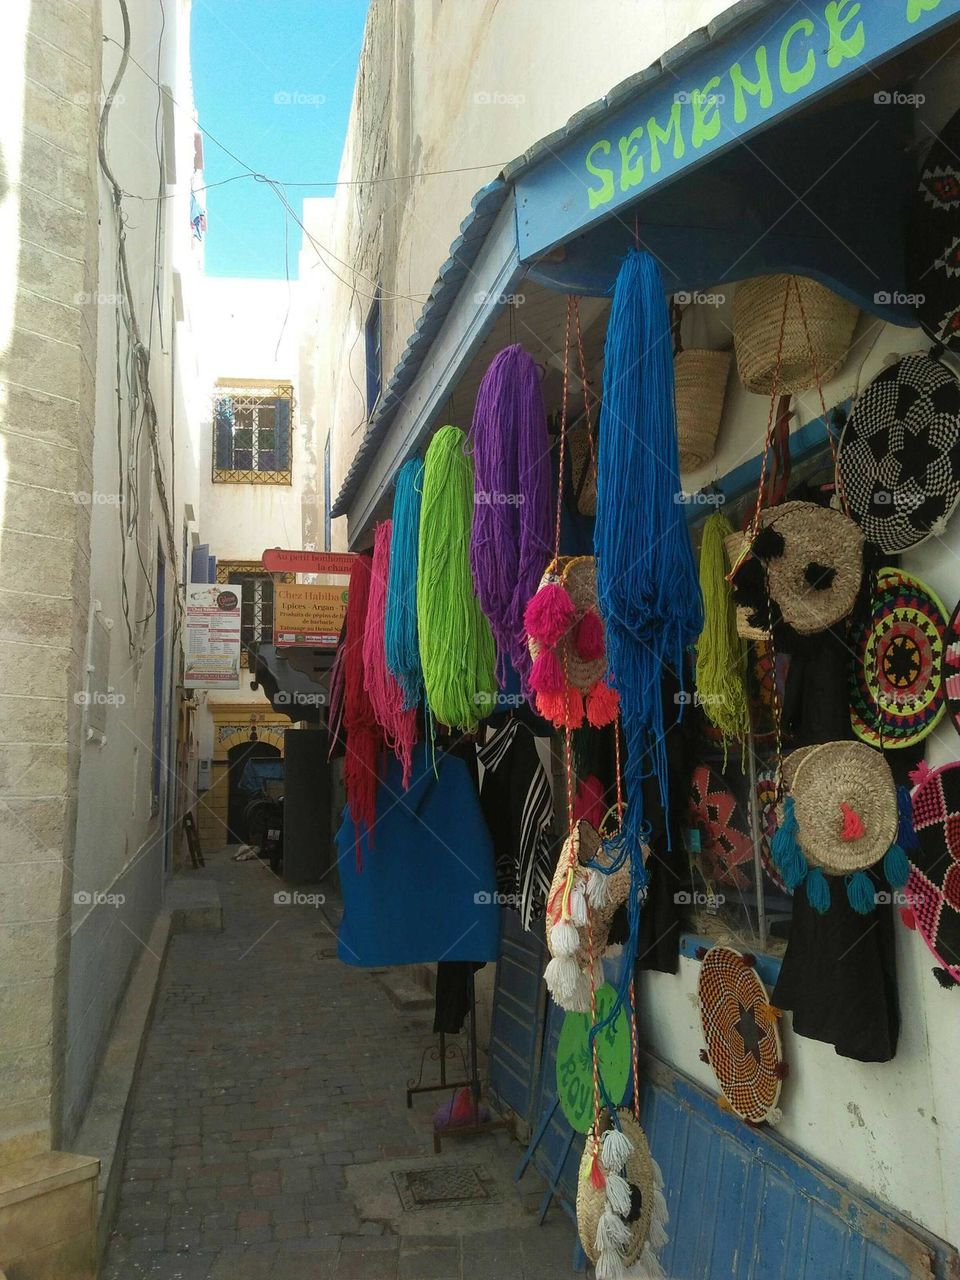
left=336, top=744, right=501, bottom=967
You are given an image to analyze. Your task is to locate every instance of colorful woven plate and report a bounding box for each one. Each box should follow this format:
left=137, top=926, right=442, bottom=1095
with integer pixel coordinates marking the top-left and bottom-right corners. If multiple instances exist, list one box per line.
left=904, top=760, right=960, bottom=985
left=688, top=765, right=753, bottom=890
left=697, top=945, right=783, bottom=1124
left=849, top=567, right=947, bottom=749
left=943, top=599, right=960, bottom=740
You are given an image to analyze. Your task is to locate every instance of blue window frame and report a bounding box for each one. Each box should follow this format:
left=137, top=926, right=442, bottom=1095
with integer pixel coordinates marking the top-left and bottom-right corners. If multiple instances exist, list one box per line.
left=364, top=290, right=382, bottom=419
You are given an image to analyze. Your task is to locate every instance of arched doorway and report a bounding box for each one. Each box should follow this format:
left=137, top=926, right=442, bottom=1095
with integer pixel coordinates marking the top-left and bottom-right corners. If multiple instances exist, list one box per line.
left=226, top=736, right=282, bottom=843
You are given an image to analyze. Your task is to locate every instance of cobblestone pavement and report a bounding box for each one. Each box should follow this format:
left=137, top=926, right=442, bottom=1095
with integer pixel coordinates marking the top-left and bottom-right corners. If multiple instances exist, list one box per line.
left=104, top=849, right=576, bottom=1279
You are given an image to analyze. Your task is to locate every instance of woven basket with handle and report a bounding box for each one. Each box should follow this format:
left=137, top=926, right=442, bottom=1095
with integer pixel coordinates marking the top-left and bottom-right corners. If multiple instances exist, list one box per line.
left=733, top=274, right=858, bottom=395
left=676, top=348, right=731, bottom=472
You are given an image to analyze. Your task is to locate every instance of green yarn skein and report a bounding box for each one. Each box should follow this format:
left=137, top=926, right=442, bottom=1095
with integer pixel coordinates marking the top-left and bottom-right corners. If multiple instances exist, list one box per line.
left=417, top=426, right=497, bottom=730
left=695, top=511, right=750, bottom=751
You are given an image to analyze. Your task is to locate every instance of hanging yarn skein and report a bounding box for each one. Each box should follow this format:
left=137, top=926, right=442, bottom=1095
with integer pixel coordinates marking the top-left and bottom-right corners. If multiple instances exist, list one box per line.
left=470, top=344, right=553, bottom=691
left=696, top=512, right=750, bottom=755
left=384, top=457, right=425, bottom=709
left=595, top=249, right=704, bottom=852
left=418, top=426, right=498, bottom=730
left=363, top=521, right=418, bottom=789
left=343, top=554, right=382, bottom=861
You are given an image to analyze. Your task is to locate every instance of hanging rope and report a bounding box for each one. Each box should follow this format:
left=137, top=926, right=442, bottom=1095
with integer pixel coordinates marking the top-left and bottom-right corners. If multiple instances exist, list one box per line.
left=364, top=521, right=418, bottom=789
left=384, top=457, right=425, bottom=710
left=417, top=426, right=498, bottom=729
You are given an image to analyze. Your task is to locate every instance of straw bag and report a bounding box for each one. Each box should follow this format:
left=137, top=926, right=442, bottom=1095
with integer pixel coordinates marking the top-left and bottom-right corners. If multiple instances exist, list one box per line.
left=733, top=274, right=858, bottom=394
left=676, top=349, right=732, bottom=472
left=673, top=298, right=731, bottom=473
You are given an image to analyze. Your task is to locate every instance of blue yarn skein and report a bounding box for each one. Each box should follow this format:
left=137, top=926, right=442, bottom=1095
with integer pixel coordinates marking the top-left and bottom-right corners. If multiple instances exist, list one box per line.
left=385, top=457, right=425, bottom=710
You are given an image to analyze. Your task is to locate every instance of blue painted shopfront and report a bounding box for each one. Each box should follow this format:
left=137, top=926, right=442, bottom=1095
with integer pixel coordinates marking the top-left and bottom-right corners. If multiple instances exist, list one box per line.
left=489, top=913, right=954, bottom=1278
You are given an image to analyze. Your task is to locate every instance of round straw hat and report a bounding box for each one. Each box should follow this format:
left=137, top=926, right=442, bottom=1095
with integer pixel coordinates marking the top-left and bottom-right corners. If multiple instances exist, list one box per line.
left=790, top=741, right=898, bottom=874
left=733, top=274, right=858, bottom=395
left=577, top=1108, right=665, bottom=1269
left=676, top=348, right=732, bottom=471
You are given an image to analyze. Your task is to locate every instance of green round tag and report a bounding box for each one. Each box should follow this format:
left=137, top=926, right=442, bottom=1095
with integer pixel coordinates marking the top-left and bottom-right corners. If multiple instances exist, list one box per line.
left=555, top=982, right=631, bottom=1134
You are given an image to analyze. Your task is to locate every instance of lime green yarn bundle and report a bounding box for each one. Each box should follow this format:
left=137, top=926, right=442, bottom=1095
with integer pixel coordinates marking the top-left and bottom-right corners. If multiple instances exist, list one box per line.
left=417, top=426, right=497, bottom=730
left=695, top=511, right=750, bottom=751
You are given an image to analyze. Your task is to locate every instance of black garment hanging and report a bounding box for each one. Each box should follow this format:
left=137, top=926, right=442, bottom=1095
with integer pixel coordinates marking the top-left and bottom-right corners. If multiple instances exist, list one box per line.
left=477, top=714, right=554, bottom=930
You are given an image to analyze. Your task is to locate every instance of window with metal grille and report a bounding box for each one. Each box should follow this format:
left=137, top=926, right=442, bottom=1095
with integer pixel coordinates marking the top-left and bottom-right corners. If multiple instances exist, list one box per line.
left=213, top=381, right=293, bottom=484
left=215, top=562, right=283, bottom=667
left=364, top=291, right=382, bottom=419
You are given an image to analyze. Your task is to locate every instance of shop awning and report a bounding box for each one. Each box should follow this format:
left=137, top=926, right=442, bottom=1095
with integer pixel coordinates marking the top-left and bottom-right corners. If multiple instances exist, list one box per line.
left=331, top=0, right=960, bottom=544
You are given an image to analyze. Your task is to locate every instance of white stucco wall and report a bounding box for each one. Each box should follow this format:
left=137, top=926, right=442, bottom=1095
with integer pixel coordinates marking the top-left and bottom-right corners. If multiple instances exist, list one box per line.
left=65, top=0, right=205, bottom=1138
left=302, top=0, right=733, bottom=543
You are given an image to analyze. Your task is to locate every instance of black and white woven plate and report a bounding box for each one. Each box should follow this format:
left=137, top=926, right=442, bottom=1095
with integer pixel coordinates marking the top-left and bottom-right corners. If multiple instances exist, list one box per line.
left=907, top=105, right=960, bottom=351
left=837, top=353, right=960, bottom=554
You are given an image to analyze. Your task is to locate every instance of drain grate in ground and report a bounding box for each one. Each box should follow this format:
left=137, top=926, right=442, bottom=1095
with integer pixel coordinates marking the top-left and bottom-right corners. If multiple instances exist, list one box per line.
left=392, top=1164, right=490, bottom=1211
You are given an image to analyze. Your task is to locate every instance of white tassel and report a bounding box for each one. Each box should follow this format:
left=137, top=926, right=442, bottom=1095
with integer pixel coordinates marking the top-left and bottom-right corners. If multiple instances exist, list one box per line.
left=570, top=884, right=589, bottom=927
left=623, top=1244, right=665, bottom=1279
left=648, top=1190, right=669, bottom=1251
left=544, top=955, right=580, bottom=1002
left=567, top=969, right=593, bottom=1013
left=596, top=1208, right=632, bottom=1252
left=586, top=867, right=609, bottom=907
left=604, top=1171, right=631, bottom=1216
left=551, top=919, right=580, bottom=957
left=596, top=1250, right=626, bottom=1280
left=601, top=1126, right=633, bottom=1173
left=763, top=1106, right=783, bottom=1126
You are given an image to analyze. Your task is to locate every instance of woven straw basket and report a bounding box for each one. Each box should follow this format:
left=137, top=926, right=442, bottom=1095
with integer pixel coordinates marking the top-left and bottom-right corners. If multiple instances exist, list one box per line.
left=527, top=556, right=607, bottom=691
left=676, top=348, right=732, bottom=472
left=790, top=741, right=898, bottom=874
left=733, top=275, right=858, bottom=395
left=577, top=1109, right=665, bottom=1270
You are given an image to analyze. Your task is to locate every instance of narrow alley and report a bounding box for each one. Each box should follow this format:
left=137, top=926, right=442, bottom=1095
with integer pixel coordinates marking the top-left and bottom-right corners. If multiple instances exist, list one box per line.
left=102, top=851, right=576, bottom=1280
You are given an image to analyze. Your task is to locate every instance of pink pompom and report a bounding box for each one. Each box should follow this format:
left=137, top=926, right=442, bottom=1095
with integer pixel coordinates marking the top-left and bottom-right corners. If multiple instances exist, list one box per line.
left=586, top=678, right=619, bottom=727
left=572, top=609, right=604, bottom=661
left=529, top=647, right=565, bottom=696
left=524, top=583, right=576, bottom=646
left=909, top=760, right=933, bottom=789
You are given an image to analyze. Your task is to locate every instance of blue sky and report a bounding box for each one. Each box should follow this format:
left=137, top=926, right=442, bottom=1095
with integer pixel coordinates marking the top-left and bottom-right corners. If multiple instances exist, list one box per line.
left=191, top=0, right=369, bottom=278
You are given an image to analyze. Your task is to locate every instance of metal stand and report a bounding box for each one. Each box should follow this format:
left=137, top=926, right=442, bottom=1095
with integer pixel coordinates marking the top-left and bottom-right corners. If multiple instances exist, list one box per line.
left=405, top=971, right=512, bottom=1152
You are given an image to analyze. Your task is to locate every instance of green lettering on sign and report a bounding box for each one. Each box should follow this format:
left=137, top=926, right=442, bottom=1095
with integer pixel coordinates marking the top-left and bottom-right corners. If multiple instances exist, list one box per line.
left=585, top=139, right=615, bottom=210
left=556, top=983, right=632, bottom=1134
left=779, top=18, right=816, bottom=93
left=647, top=101, right=685, bottom=174
left=618, top=126, right=645, bottom=192
left=825, top=0, right=865, bottom=68
left=907, top=0, right=942, bottom=18
left=730, top=45, right=774, bottom=124
left=691, top=76, right=723, bottom=148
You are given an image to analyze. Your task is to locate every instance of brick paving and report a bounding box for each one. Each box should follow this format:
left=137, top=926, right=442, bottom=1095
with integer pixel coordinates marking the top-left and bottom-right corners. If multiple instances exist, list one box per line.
left=104, top=849, right=576, bottom=1279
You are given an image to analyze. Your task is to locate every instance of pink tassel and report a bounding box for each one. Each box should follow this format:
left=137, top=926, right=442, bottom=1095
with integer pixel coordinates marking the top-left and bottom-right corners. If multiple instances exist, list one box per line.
left=590, top=1151, right=606, bottom=1189
left=586, top=679, right=619, bottom=728
left=840, top=802, right=865, bottom=841
left=529, top=647, right=565, bottom=696
left=909, top=760, right=934, bottom=788
left=572, top=609, right=604, bottom=661
left=524, top=583, right=576, bottom=646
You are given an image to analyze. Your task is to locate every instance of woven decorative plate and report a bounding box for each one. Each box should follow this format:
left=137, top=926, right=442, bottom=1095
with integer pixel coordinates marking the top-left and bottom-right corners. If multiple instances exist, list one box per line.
left=688, top=765, right=753, bottom=890
left=838, top=354, right=960, bottom=553
left=903, top=760, right=960, bottom=985
left=697, top=945, right=783, bottom=1124
left=849, top=567, right=947, bottom=749
left=907, top=105, right=960, bottom=351
left=943, top=599, right=960, bottom=739
left=576, top=1108, right=667, bottom=1273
